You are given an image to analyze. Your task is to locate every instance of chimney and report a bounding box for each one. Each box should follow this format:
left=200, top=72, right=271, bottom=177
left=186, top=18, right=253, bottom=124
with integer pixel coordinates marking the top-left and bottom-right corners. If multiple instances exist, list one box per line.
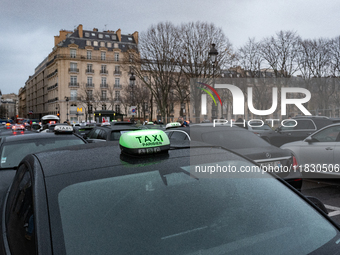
left=132, top=31, right=138, bottom=44
left=116, top=29, right=121, bottom=42
left=54, top=29, right=73, bottom=46
left=93, top=28, right=98, bottom=32
left=78, top=24, right=83, bottom=38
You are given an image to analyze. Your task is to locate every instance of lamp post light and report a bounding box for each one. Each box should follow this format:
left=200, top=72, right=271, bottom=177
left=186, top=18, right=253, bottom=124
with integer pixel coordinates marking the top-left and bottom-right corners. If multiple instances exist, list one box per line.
left=209, top=43, right=218, bottom=84
left=208, top=43, right=219, bottom=119
left=129, top=72, right=136, bottom=86
left=65, top=96, right=69, bottom=121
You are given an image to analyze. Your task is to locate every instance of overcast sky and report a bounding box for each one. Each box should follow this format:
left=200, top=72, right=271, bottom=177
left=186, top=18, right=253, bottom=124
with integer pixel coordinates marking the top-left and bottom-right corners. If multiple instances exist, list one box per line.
left=1, top=0, right=339, bottom=95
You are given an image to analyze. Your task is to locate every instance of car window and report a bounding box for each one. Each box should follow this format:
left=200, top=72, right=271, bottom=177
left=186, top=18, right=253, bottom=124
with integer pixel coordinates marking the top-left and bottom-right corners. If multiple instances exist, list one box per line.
left=97, top=130, right=107, bottom=140
left=312, top=126, right=340, bottom=142
left=6, top=164, right=37, bottom=254
left=280, top=120, right=296, bottom=131
left=294, top=119, right=315, bottom=130
left=165, top=131, right=173, bottom=138
left=88, top=129, right=101, bottom=139
left=169, top=131, right=189, bottom=140
left=1, top=137, right=85, bottom=168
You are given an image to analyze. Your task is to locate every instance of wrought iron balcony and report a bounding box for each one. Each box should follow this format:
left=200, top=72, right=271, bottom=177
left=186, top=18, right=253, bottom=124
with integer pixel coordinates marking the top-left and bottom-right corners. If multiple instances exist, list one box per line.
left=100, top=83, right=108, bottom=88
left=86, top=83, right=95, bottom=88
left=69, top=82, right=79, bottom=87
left=69, top=68, right=79, bottom=73
left=86, top=69, right=94, bottom=74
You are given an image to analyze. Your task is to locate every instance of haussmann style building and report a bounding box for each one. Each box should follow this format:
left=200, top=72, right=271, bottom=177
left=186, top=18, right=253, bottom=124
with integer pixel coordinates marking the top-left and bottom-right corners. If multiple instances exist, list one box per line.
left=23, top=24, right=138, bottom=123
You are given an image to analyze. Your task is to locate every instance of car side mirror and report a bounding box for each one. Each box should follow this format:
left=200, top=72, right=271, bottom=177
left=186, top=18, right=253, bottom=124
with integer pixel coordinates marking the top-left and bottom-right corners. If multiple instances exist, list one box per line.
left=306, top=196, right=328, bottom=215
left=305, top=137, right=317, bottom=143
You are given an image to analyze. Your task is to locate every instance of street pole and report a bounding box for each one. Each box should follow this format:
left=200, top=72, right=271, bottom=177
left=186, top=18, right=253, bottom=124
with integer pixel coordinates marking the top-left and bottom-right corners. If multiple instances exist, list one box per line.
left=65, top=96, right=69, bottom=121
left=209, top=43, right=219, bottom=119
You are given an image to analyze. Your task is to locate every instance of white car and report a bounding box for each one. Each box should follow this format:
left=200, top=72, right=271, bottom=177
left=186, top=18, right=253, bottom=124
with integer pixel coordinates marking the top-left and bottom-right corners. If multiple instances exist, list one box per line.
left=281, top=123, right=340, bottom=175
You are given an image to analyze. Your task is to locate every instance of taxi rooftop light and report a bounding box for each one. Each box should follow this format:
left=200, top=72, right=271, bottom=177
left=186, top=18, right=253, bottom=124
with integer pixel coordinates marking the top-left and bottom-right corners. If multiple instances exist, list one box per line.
left=54, top=125, right=73, bottom=134
left=119, top=130, right=170, bottom=155
left=166, top=122, right=181, bottom=129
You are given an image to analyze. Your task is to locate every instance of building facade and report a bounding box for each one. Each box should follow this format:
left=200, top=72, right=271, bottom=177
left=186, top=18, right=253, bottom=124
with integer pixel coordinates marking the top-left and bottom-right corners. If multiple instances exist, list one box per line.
left=24, top=24, right=138, bottom=123
left=0, top=93, right=18, bottom=120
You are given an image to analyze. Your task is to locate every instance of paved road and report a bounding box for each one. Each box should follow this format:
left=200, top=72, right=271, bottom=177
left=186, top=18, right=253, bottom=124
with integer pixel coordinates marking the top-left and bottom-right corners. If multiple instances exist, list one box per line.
left=301, top=178, right=340, bottom=224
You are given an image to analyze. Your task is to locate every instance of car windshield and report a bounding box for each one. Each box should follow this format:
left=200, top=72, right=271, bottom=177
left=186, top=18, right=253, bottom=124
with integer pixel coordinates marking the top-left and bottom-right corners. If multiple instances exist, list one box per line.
left=0, top=137, right=85, bottom=168
left=54, top=157, right=339, bottom=255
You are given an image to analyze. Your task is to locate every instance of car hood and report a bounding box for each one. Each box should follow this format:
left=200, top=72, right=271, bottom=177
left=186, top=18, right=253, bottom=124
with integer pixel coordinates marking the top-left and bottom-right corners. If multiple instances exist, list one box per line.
left=280, top=140, right=306, bottom=149
left=232, top=146, right=291, bottom=162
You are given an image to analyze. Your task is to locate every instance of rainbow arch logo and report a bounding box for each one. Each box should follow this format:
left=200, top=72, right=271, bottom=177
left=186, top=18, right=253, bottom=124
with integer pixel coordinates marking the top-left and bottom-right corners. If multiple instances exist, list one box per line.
left=197, top=82, right=222, bottom=115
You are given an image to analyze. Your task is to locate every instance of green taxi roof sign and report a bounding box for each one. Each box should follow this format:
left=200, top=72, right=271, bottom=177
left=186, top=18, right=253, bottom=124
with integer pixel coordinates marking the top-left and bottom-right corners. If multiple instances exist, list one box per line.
left=119, top=130, right=170, bottom=155
left=166, top=122, right=181, bottom=129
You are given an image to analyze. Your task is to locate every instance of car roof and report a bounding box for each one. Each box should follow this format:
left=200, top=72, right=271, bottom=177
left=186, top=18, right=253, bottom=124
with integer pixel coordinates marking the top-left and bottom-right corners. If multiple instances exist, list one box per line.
left=28, top=140, right=239, bottom=178
left=95, top=125, right=140, bottom=131
left=167, top=125, right=243, bottom=134
left=292, top=117, right=334, bottom=128
left=110, top=121, right=134, bottom=125
left=1, top=132, right=82, bottom=143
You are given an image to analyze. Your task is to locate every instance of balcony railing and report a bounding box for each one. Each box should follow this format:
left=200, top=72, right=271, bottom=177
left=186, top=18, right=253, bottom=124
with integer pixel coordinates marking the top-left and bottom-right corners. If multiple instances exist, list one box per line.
left=114, top=85, right=121, bottom=89
left=69, top=68, right=79, bottom=73
left=70, top=97, right=80, bottom=101
left=47, top=83, right=58, bottom=91
left=86, top=83, right=95, bottom=88
left=69, top=82, right=79, bottom=87
left=114, top=71, right=122, bottom=75
left=100, top=70, right=108, bottom=74
left=101, top=97, right=107, bottom=101
left=86, top=69, right=94, bottom=74
left=45, top=54, right=130, bottom=64
left=100, top=83, right=108, bottom=88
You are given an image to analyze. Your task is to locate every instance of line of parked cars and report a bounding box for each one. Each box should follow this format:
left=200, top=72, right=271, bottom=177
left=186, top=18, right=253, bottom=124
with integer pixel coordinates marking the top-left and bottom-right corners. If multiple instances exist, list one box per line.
left=1, top=126, right=340, bottom=254
left=0, top=118, right=339, bottom=254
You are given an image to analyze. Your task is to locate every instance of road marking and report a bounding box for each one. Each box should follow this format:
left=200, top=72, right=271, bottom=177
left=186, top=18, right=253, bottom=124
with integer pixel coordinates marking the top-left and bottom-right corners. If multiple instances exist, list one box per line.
left=325, top=205, right=340, bottom=217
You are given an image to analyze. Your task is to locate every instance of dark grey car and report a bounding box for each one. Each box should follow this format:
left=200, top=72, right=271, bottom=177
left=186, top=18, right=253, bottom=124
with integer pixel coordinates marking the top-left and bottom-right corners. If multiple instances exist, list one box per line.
left=261, top=116, right=337, bottom=147
left=165, top=125, right=302, bottom=189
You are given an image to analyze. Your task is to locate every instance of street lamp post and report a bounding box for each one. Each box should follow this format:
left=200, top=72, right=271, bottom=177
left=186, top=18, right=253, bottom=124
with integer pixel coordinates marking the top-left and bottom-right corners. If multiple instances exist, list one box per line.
left=130, top=73, right=136, bottom=122
left=65, top=96, right=69, bottom=121
left=209, top=43, right=219, bottom=118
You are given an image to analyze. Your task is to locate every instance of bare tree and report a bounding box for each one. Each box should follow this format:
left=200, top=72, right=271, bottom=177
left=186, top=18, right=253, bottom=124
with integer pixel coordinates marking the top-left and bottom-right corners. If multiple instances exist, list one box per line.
left=178, top=21, right=234, bottom=122
left=128, top=22, right=182, bottom=123
left=120, top=79, right=150, bottom=120
left=237, top=38, right=263, bottom=77
left=260, top=31, right=301, bottom=77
